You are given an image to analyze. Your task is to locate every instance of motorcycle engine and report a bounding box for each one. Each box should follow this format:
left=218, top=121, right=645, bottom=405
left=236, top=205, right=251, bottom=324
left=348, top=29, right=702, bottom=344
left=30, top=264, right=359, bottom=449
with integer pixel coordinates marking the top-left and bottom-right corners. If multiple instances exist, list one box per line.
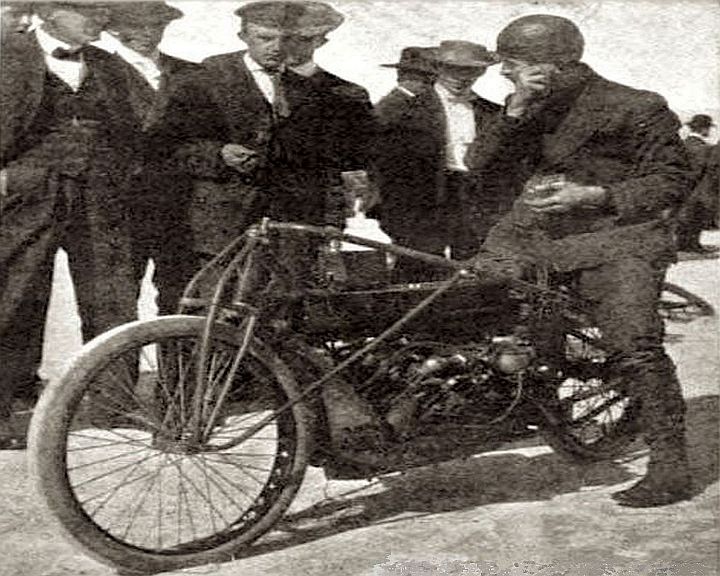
left=357, top=335, right=535, bottom=435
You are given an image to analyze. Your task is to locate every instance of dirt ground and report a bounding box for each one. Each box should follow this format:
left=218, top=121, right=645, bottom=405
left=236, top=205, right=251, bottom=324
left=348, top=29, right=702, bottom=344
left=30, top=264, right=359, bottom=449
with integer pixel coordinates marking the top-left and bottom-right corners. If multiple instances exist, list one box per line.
left=0, top=234, right=717, bottom=576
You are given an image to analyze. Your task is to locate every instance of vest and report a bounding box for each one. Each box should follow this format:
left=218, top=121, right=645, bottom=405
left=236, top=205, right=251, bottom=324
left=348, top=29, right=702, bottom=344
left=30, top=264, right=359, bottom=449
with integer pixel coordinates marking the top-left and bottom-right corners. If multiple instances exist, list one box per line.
left=13, top=68, right=125, bottom=176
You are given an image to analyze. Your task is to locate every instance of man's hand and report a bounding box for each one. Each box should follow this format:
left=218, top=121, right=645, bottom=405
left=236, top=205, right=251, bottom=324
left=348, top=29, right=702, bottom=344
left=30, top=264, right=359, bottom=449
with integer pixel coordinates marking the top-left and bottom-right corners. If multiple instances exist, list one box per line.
left=341, top=170, right=380, bottom=212
left=505, top=63, right=557, bottom=117
left=220, top=143, right=261, bottom=174
left=524, top=180, right=607, bottom=213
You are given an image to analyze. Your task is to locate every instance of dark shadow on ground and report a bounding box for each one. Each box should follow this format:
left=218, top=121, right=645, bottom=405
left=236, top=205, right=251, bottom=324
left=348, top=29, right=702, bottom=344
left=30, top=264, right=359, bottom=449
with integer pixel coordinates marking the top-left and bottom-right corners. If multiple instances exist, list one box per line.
left=235, top=394, right=718, bottom=564
left=684, top=394, right=719, bottom=497
left=203, top=393, right=712, bottom=566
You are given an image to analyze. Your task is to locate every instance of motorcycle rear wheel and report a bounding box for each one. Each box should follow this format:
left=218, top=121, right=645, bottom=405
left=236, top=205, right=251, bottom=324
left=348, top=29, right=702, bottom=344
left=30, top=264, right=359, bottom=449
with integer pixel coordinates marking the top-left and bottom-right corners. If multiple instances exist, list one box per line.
left=537, top=324, right=641, bottom=462
left=29, top=315, right=311, bottom=575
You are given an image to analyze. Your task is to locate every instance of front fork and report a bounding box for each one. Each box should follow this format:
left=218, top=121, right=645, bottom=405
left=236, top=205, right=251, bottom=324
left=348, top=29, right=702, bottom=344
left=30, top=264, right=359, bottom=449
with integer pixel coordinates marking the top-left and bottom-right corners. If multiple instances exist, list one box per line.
left=184, top=221, right=270, bottom=446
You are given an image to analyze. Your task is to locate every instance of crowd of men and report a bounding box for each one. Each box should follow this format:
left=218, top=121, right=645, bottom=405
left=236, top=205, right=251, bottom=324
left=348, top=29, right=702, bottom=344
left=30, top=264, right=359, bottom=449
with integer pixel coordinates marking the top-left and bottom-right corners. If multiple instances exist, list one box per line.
left=2, top=0, right=716, bottom=509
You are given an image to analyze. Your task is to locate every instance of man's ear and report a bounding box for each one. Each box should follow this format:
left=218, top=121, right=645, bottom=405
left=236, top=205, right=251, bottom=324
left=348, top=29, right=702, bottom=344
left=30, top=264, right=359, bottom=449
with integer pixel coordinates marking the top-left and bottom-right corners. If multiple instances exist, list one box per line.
left=237, top=30, right=246, bottom=43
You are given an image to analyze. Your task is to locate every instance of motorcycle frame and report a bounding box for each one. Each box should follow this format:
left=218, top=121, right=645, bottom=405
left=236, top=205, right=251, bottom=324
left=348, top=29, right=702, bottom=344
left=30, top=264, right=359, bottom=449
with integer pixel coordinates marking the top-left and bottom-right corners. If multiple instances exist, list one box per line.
left=175, top=219, right=590, bottom=450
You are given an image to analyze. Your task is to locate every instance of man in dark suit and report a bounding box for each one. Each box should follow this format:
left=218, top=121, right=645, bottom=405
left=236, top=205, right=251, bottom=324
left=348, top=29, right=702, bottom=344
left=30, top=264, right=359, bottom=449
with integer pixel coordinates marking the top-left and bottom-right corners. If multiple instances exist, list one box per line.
left=146, top=1, right=376, bottom=268
left=146, top=1, right=382, bottom=460
left=101, top=1, right=194, bottom=314
left=676, top=114, right=717, bottom=252
left=374, top=41, right=501, bottom=277
left=0, top=1, right=153, bottom=447
left=467, top=15, right=693, bottom=507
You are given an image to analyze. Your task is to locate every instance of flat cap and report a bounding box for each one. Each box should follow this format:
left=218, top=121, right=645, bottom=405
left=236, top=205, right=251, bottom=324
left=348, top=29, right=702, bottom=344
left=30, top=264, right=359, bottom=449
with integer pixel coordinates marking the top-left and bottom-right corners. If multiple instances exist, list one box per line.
left=496, top=14, right=584, bottom=64
left=106, top=2, right=183, bottom=27
left=235, top=1, right=344, bottom=36
left=31, top=1, right=116, bottom=12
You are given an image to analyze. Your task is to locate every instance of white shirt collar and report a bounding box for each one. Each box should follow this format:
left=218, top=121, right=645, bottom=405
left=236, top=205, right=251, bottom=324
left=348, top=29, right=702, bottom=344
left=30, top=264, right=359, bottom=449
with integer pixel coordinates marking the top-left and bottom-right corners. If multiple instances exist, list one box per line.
left=434, top=81, right=475, bottom=103
left=243, top=52, right=268, bottom=73
left=243, top=53, right=318, bottom=77
left=688, top=131, right=709, bottom=143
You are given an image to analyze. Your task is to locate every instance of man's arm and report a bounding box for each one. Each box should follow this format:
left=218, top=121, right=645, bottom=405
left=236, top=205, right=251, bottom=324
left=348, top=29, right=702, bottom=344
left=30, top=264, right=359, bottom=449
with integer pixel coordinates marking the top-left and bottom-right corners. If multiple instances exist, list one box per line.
left=144, top=69, right=235, bottom=180
left=602, top=95, right=692, bottom=220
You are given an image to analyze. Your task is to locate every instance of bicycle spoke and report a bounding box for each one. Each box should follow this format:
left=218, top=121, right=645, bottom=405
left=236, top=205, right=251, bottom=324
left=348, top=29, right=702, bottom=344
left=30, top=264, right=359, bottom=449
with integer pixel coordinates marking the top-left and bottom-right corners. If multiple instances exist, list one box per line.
left=166, top=456, right=229, bottom=533
left=194, top=453, right=258, bottom=508
left=202, top=452, right=270, bottom=486
left=188, top=456, right=249, bottom=519
left=120, top=461, right=166, bottom=541
left=68, top=446, right=151, bottom=472
left=67, top=432, right=149, bottom=450
left=81, top=451, right=163, bottom=519
left=71, top=449, right=162, bottom=490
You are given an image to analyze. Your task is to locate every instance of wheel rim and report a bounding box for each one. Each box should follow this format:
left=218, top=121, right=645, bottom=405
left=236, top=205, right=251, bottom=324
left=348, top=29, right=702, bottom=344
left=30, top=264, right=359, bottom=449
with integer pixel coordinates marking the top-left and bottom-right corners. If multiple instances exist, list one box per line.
left=61, top=333, right=300, bottom=555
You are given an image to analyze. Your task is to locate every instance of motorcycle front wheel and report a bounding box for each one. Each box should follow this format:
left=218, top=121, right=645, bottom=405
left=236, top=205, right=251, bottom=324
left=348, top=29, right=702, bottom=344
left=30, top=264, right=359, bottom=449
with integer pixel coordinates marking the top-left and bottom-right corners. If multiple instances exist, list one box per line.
left=29, top=315, right=311, bottom=574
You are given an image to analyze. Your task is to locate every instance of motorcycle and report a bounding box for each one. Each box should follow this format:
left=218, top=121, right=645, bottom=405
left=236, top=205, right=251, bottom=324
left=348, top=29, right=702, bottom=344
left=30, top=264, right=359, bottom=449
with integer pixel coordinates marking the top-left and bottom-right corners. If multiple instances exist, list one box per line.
left=28, top=219, right=642, bottom=574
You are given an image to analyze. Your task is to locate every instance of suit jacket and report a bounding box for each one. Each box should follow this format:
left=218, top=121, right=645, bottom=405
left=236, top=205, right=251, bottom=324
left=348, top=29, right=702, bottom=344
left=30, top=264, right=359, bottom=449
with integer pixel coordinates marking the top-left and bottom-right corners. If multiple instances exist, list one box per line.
left=1, top=32, right=153, bottom=226
left=373, top=86, right=501, bottom=254
left=1, top=32, right=152, bottom=167
left=466, top=65, right=692, bottom=271
left=146, top=51, right=376, bottom=253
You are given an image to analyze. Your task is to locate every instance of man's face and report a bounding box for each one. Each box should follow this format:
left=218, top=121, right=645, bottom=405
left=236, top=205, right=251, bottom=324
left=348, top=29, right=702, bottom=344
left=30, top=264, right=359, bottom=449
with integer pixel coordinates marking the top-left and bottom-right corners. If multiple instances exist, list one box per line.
left=397, top=68, right=436, bottom=95
left=43, top=6, right=110, bottom=46
left=436, top=64, right=487, bottom=95
left=239, top=23, right=286, bottom=70
left=283, top=34, right=324, bottom=67
left=697, top=126, right=712, bottom=138
left=107, top=23, right=166, bottom=58
left=501, top=58, right=558, bottom=86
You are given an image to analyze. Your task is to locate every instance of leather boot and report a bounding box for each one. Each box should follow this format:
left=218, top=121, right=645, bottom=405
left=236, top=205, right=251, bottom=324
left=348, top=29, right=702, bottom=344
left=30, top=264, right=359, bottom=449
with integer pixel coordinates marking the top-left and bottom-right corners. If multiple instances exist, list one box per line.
left=612, top=435, right=692, bottom=507
left=612, top=363, right=692, bottom=507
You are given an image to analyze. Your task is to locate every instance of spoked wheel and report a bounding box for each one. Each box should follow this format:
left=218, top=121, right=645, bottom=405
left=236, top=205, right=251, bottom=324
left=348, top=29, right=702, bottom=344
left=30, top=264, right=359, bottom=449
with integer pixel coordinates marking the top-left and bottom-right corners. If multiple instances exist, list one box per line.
left=658, top=281, right=714, bottom=320
left=537, top=323, right=641, bottom=462
left=29, top=315, right=311, bottom=574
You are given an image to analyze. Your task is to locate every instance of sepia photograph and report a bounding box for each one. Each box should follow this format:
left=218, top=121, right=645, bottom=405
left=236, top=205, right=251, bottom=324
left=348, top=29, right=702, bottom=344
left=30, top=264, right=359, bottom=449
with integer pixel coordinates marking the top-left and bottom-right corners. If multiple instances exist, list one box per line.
left=0, top=0, right=718, bottom=574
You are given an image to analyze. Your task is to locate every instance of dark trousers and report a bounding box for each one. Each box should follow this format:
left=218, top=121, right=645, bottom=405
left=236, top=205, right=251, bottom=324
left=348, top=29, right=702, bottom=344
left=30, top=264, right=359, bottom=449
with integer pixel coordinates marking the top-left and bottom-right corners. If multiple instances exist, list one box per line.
left=442, top=170, right=490, bottom=260
left=577, top=257, right=686, bottom=444
left=0, top=175, right=137, bottom=418
left=676, top=184, right=717, bottom=248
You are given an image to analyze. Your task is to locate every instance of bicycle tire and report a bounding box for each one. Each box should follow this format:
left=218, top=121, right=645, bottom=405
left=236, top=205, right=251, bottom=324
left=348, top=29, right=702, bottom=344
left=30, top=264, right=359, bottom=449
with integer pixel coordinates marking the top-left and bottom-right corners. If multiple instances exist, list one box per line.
left=28, top=315, right=312, bottom=574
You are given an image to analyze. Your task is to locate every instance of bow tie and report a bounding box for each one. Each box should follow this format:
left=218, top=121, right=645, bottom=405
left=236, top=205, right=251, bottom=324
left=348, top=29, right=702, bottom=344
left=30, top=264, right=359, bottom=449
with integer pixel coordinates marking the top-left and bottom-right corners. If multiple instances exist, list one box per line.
left=51, top=47, right=84, bottom=61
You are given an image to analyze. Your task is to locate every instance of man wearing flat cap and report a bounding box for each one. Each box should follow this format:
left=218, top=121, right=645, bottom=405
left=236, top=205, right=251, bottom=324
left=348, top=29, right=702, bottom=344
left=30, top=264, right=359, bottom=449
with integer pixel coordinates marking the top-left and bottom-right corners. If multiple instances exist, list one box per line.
left=147, top=0, right=377, bottom=264
left=0, top=1, right=154, bottom=447
left=146, top=1, right=382, bottom=461
left=466, top=15, right=693, bottom=507
left=374, top=41, right=501, bottom=278
left=99, top=2, right=202, bottom=314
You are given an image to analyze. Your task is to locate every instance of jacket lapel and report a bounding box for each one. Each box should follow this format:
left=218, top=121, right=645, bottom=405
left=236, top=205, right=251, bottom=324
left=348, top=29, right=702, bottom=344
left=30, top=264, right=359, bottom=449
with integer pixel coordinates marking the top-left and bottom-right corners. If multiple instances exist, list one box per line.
left=541, top=77, right=610, bottom=166
left=208, top=52, right=272, bottom=144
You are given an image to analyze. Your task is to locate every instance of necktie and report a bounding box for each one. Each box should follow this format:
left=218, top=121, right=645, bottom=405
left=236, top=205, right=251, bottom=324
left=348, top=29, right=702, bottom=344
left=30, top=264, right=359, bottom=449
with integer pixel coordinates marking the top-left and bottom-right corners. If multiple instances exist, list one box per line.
left=269, top=71, right=291, bottom=119
left=51, top=47, right=83, bottom=61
